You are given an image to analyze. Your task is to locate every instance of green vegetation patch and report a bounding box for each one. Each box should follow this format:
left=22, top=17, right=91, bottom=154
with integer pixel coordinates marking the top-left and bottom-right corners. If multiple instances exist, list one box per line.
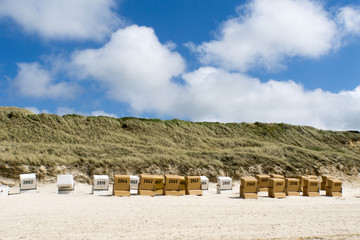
left=0, top=107, right=359, bottom=182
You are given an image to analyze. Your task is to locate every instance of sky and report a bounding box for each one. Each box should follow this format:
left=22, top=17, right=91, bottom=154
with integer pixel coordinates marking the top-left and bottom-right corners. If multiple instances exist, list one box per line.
left=0, top=0, right=360, bottom=130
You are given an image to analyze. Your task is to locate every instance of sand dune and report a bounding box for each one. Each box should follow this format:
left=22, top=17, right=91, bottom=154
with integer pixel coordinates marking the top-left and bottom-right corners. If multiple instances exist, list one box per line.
left=1, top=182, right=359, bottom=240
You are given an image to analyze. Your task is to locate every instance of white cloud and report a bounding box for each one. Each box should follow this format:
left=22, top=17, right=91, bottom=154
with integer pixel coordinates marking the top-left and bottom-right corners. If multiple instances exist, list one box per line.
left=337, top=6, right=360, bottom=36
left=56, top=107, right=88, bottom=116
left=67, top=21, right=360, bottom=130
left=0, top=0, right=121, bottom=41
left=193, top=0, right=339, bottom=72
left=25, top=107, right=40, bottom=114
left=24, top=106, right=117, bottom=118
left=57, top=108, right=118, bottom=117
left=175, top=67, right=360, bottom=130
left=72, top=53, right=360, bottom=130
left=13, top=62, right=79, bottom=99
left=72, top=25, right=186, bottom=114
left=56, top=107, right=74, bottom=116
left=20, top=63, right=360, bottom=130
left=24, top=106, right=49, bottom=114
left=91, top=110, right=118, bottom=118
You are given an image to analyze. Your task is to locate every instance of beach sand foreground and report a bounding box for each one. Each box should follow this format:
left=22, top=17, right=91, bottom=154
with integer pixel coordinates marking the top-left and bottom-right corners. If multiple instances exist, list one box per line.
left=1, top=182, right=359, bottom=240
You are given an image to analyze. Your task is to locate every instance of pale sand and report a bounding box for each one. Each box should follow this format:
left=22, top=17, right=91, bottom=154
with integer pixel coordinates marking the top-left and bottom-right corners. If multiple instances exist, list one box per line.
left=1, top=182, right=359, bottom=240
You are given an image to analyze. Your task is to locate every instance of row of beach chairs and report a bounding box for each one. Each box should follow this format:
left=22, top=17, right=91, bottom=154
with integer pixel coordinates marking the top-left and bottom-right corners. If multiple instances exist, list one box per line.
left=2, top=173, right=342, bottom=198
left=240, top=174, right=342, bottom=199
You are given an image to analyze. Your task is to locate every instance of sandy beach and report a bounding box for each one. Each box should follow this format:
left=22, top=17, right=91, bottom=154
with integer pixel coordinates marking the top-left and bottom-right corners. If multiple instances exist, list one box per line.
left=1, top=182, right=360, bottom=240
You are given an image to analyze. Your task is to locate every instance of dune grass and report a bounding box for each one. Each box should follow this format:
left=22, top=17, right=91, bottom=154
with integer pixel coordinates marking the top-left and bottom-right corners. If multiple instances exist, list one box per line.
left=0, top=107, right=359, bottom=183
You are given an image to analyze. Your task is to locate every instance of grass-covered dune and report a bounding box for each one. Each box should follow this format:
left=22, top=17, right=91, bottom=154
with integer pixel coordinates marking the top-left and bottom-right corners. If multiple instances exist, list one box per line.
left=1, top=107, right=360, bottom=183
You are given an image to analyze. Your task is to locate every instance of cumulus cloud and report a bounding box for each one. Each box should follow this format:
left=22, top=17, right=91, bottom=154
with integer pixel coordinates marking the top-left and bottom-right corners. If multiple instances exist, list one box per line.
left=337, top=6, right=360, bottom=36
left=91, top=110, right=118, bottom=118
left=75, top=50, right=360, bottom=130
left=23, top=106, right=118, bottom=118
left=0, top=0, right=121, bottom=41
left=72, top=25, right=186, bottom=114
left=13, top=62, right=79, bottom=99
left=20, top=64, right=360, bottom=130
left=56, top=107, right=89, bottom=116
left=176, top=67, right=360, bottom=130
left=192, top=0, right=339, bottom=72
left=25, top=106, right=49, bottom=114
left=66, top=21, right=360, bottom=130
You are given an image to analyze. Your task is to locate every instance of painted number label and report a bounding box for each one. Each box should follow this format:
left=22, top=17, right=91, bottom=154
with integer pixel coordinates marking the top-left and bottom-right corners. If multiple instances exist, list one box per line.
left=222, top=181, right=231, bottom=185
left=276, top=182, right=283, bottom=186
left=247, top=182, right=255, bottom=186
left=144, top=179, right=153, bottom=184
left=118, top=179, right=128, bottom=183
left=261, top=179, right=268, bottom=182
left=290, top=182, right=297, bottom=185
left=190, top=179, right=199, bottom=183
left=97, top=181, right=106, bottom=185
left=23, top=180, right=33, bottom=185
left=130, top=180, right=138, bottom=184
left=169, top=180, right=178, bottom=184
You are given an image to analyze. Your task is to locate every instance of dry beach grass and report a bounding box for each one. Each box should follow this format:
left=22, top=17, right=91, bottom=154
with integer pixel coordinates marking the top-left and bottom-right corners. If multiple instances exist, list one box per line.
left=1, top=107, right=360, bottom=184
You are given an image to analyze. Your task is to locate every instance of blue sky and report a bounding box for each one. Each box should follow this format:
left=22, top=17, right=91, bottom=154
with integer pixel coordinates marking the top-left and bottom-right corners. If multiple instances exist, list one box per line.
left=0, top=0, right=360, bottom=130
